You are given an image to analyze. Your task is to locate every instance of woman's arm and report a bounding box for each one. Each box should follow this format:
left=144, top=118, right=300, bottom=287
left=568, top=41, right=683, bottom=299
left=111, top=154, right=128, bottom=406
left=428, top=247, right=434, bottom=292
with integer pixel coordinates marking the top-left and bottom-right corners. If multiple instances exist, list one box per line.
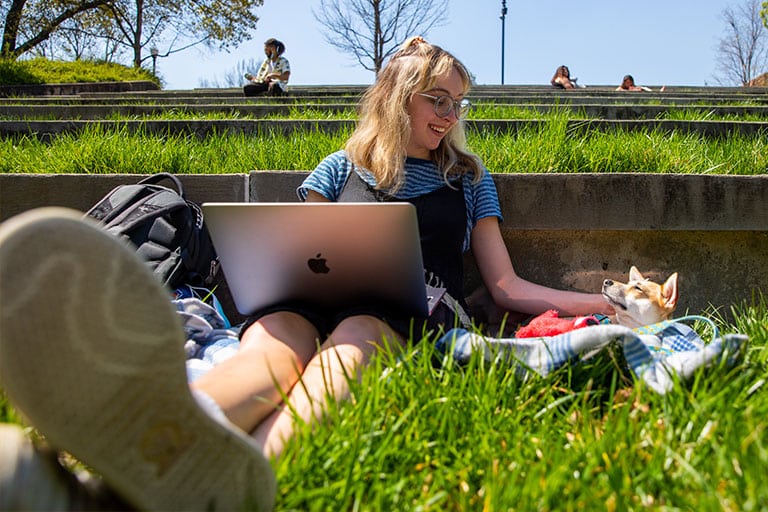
left=470, top=217, right=613, bottom=316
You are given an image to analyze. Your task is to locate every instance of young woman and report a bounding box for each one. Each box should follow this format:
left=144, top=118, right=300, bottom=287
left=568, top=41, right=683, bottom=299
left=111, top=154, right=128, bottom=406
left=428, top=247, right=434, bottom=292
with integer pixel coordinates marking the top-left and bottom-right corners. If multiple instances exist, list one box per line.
left=551, top=65, right=578, bottom=89
left=616, top=74, right=653, bottom=92
left=193, top=36, right=612, bottom=459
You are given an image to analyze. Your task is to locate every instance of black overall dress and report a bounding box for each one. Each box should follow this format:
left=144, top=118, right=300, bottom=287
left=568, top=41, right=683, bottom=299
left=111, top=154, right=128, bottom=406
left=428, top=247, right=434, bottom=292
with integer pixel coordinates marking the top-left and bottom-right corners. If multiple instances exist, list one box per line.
left=338, top=171, right=471, bottom=337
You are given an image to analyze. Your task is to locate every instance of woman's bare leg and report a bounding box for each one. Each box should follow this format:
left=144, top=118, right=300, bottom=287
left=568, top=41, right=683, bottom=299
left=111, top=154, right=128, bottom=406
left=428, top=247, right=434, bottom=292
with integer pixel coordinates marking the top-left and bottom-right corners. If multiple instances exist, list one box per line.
left=253, top=315, right=404, bottom=459
left=191, top=311, right=321, bottom=433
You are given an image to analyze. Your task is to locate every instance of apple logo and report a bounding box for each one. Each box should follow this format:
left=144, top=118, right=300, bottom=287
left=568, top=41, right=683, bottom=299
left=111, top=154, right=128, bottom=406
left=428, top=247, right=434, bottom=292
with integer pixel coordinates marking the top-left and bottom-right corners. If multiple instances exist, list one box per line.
left=307, top=253, right=330, bottom=274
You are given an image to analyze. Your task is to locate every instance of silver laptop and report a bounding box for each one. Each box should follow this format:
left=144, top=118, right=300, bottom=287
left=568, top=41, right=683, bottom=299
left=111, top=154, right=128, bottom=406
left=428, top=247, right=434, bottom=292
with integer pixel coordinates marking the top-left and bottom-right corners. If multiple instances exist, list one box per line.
left=202, top=202, right=440, bottom=318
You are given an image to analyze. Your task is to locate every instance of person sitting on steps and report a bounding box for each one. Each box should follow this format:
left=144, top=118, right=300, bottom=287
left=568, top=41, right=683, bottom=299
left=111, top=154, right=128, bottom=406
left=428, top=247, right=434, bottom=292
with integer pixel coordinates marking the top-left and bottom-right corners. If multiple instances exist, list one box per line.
left=615, top=74, right=663, bottom=92
left=551, top=65, right=579, bottom=89
left=244, top=38, right=290, bottom=97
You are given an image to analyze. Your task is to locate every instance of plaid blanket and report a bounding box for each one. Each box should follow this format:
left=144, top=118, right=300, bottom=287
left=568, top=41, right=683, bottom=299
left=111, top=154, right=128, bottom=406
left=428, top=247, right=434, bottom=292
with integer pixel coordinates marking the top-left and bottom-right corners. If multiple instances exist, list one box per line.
left=176, top=296, right=748, bottom=395
left=435, top=317, right=748, bottom=394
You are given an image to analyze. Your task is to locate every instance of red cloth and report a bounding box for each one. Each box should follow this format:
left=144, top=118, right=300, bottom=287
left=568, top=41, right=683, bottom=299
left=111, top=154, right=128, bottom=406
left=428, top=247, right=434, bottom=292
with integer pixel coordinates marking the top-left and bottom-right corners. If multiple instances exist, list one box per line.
left=514, top=309, right=599, bottom=338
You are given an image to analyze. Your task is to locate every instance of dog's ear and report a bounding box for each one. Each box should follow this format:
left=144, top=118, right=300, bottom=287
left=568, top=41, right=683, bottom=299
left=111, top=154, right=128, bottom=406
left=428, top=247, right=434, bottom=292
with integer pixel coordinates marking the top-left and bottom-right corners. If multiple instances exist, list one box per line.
left=662, top=272, right=679, bottom=309
left=629, top=266, right=645, bottom=282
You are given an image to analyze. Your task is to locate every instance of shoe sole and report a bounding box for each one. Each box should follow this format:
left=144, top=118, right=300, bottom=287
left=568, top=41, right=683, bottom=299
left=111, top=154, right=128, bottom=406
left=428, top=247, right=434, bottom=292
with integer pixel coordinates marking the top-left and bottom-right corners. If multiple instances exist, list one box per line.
left=0, top=208, right=275, bottom=511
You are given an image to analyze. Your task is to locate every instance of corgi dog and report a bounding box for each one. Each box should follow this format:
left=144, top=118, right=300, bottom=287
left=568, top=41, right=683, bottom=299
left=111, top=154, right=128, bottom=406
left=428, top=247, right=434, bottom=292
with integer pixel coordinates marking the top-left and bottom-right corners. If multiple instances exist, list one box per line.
left=602, top=266, right=679, bottom=328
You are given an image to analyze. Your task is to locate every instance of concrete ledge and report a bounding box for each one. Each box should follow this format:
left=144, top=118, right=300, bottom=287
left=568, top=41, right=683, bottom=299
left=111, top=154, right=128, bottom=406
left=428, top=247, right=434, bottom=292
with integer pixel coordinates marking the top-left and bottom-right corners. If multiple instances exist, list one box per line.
left=2, top=94, right=765, bottom=107
left=2, top=103, right=767, bottom=121
left=2, top=118, right=767, bottom=140
left=0, top=81, right=160, bottom=97
left=252, top=171, right=768, bottom=230
left=493, top=173, right=768, bottom=231
left=1, top=172, right=765, bottom=321
left=0, top=173, right=248, bottom=221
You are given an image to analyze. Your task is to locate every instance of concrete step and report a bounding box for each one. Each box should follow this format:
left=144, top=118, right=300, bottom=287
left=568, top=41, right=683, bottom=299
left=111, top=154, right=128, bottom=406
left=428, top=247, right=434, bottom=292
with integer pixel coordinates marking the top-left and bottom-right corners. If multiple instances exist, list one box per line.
left=0, top=81, right=160, bottom=97
left=1, top=102, right=767, bottom=121
left=1, top=118, right=766, bottom=141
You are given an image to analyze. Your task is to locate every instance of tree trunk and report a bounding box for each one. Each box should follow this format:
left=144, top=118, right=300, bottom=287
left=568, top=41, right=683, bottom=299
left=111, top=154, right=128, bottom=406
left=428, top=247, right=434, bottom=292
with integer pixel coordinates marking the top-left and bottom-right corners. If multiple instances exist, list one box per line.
left=373, top=0, right=382, bottom=73
left=1, top=0, right=28, bottom=58
left=132, top=0, right=144, bottom=68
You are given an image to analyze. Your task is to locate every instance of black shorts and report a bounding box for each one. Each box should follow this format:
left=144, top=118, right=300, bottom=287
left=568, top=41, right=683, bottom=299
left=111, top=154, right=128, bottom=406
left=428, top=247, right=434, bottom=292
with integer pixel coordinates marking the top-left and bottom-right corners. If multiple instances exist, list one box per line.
left=239, top=301, right=430, bottom=341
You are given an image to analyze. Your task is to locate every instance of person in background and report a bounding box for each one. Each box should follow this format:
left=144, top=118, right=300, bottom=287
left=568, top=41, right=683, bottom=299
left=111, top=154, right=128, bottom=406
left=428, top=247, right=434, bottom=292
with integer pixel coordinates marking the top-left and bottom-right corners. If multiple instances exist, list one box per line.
left=551, top=65, right=579, bottom=89
left=244, top=38, right=290, bottom=97
left=616, top=74, right=658, bottom=92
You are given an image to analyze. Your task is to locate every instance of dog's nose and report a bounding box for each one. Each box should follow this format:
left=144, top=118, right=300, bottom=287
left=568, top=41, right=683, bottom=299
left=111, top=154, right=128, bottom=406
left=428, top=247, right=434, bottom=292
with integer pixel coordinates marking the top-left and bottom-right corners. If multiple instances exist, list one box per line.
left=603, top=279, right=613, bottom=286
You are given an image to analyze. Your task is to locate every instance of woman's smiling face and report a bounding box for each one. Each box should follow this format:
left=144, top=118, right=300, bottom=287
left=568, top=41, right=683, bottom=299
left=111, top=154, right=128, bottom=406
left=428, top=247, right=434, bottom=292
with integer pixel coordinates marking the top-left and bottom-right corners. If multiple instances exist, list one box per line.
left=405, top=66, right=465, bottom=160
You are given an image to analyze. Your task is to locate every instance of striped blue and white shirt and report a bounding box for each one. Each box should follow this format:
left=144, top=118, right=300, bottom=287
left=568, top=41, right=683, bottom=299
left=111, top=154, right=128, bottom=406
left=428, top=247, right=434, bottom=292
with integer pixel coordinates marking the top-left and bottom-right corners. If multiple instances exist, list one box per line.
left=297, top=150, right=502, bottom=251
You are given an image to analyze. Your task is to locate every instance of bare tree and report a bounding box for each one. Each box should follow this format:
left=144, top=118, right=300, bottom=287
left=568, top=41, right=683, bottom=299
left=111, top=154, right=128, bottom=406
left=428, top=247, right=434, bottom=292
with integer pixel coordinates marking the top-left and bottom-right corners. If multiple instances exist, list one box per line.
left=198, top=58, right=260, bottom=88
left=715, top=0, right=768, bottom=86
left=313, top=0, right=449, bottom=75
left=43, top=8, right=123, bottom=61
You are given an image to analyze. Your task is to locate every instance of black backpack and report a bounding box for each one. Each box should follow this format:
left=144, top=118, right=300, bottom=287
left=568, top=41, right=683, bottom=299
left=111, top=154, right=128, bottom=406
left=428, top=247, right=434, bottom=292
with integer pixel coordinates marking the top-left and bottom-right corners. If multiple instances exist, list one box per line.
left=85, top=173, right=218, bottom=290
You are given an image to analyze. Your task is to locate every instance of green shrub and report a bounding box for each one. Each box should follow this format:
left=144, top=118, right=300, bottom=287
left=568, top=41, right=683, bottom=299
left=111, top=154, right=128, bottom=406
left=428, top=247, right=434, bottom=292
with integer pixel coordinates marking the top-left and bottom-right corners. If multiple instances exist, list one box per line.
left=0, top=59, right=44, bottom=85
left=0, top=57, right=158, bottom=85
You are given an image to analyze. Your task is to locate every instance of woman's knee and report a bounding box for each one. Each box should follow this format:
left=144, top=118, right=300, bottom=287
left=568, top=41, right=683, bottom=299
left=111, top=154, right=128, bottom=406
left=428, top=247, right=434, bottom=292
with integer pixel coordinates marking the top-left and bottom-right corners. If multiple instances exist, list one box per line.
left=328, top=315, right=404, bottom=352
left=241, top=311, right=321, bottom=365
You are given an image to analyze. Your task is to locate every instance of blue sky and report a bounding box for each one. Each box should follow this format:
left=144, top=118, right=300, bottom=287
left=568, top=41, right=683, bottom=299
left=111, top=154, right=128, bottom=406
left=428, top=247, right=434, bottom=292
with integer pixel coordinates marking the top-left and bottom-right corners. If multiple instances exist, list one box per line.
left=158, top=0, right=738, bottom=90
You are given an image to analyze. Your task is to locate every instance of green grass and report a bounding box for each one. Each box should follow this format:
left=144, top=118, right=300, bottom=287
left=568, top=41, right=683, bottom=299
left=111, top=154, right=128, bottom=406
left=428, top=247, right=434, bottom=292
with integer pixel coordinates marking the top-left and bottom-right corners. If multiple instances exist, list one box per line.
left=270, top=297, right=768, bottom=510
left=4, top=296, right=764, bottom=510
left=470, top=119, right=768, bottom=174
left=4, top=104, right=768, bottom=122
left=0, top=126, right=352, bottom=174
left=0, top=57, right=158, bottom=86
left=0, top=121, right=765, bottom=175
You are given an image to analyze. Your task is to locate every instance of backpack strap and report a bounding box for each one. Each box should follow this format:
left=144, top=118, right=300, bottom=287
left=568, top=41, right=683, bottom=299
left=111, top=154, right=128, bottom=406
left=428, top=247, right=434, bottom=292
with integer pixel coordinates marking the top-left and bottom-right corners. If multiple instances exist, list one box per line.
left=138, top=173, right=186, bottom=198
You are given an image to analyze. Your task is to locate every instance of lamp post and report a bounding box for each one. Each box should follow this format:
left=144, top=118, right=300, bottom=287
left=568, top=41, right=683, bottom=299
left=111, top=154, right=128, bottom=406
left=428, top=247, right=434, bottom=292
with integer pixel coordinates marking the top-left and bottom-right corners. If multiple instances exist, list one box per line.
left=500, top=0, right=507, bottom=84
left=150, top=47, right=159, bottom=75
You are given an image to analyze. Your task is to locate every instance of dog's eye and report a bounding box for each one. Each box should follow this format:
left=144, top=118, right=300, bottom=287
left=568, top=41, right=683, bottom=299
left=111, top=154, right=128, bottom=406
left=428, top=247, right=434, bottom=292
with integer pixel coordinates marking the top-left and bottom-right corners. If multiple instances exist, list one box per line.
left=634, top=285, right=643, bottom=291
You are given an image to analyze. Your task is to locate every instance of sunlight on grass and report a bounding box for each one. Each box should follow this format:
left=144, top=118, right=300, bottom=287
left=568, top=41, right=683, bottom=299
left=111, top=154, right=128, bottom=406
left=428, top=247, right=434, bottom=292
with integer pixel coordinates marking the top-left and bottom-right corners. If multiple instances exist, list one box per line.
left=0, top=121, right=765, bottom=175
left=269, top=312, right=767, bottom=510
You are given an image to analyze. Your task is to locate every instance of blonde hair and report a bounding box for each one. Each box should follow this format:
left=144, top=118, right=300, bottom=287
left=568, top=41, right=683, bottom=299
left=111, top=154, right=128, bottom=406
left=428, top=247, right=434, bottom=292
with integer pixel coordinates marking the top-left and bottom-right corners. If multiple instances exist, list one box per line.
left=345, top=36, right=483, bottom=191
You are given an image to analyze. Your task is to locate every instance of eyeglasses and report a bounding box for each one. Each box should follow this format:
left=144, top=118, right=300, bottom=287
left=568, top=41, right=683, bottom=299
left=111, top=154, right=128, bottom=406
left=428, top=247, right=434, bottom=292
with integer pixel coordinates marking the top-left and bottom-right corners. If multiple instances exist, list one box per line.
left=415, top=93, right=471, bottom=119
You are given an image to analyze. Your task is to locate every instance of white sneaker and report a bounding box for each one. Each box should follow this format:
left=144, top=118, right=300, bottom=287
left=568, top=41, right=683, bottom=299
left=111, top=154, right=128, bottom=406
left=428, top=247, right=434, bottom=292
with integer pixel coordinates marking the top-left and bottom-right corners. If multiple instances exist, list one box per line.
left=0, top=208, right=276, bottom=511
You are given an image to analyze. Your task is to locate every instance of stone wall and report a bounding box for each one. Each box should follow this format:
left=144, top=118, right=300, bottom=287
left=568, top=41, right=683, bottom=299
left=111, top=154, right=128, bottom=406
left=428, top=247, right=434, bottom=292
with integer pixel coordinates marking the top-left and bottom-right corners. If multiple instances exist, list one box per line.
left=2, top=172, right=765, bottom=324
